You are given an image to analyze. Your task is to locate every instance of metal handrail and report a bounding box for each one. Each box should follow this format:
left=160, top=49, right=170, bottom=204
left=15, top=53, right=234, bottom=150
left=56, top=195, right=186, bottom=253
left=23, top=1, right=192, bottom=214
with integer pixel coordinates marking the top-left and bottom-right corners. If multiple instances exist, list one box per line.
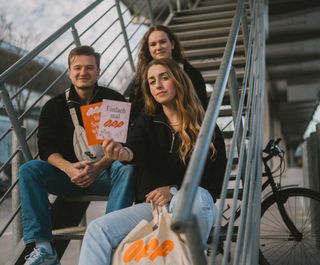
left=170, top=0, right=267, bottom=264
left=0, top=1, right=174, bottom=257
left=0, top=0, right=104, bottom=85
left=171, top=0, right=246, bottom=231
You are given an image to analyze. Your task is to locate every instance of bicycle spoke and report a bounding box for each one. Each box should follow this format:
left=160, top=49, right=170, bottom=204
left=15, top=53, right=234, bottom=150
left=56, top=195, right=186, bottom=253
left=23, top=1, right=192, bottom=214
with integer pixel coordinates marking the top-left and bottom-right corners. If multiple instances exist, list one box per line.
left=259, top=188, right=320, bottom=265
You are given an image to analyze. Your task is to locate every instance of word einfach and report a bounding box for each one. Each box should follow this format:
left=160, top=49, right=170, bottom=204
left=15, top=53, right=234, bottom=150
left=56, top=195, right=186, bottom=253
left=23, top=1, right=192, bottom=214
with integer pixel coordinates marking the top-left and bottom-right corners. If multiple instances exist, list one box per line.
left=123, top=238, right=174, bottom=263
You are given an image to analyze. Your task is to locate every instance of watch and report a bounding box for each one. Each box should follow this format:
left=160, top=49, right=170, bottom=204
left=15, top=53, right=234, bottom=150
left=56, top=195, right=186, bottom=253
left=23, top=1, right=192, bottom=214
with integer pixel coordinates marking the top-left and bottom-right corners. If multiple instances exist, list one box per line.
left=169, top=186, right=178, bottom=196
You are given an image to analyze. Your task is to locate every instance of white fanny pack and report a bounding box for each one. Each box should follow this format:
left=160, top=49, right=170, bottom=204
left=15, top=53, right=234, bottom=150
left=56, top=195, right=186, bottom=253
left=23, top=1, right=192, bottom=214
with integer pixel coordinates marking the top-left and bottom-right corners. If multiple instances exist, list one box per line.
left=65, top=88, right=103, bottom=162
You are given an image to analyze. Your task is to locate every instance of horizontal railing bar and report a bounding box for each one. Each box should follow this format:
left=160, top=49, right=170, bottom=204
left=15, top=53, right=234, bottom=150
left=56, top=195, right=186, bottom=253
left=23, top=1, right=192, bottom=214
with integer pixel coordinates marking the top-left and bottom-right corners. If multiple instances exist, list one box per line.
left=10, top=43, right=73, bottom=102
left=79, top=4, right=117, bottom=38
left=0, top=204, right=21, bottom=237
left=107, top=58, right=130, bottom=87
left=18, top=72, right=67, bottom=122
left=0, top=0, right=104, bottom=84
left=100, top=44, right=126, bottom=76
left=90, top=20, right=121, bottom=48
left=0, top=127, right=11, bottom=142
left=125, top=4, right=147, bottom=28
left=0, top=176, right=19, bottom=205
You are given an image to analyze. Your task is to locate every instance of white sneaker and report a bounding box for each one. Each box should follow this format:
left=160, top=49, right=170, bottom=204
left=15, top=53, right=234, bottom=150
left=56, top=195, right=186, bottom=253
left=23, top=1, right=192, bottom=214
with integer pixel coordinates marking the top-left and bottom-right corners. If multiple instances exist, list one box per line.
left=24, top=247, right=61, bottom=265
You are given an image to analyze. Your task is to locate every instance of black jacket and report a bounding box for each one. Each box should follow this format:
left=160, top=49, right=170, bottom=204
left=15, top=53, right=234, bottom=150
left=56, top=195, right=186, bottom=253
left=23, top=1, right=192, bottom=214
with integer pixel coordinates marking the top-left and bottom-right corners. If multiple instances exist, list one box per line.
left=129, top=61, right=208, bottom=121
left=126, top=110, right=227, bottom=203
left=37, top=84, right=126, bottom=162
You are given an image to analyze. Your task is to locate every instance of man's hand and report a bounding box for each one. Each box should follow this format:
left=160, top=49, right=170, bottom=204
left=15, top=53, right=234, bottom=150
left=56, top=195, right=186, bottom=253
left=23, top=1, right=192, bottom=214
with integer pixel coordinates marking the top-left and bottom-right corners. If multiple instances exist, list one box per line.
left=145, top=186, right=172, bottom=206
left=69, top=161, right=96, bottom=188
left=48, top=153, right=112, bottom=188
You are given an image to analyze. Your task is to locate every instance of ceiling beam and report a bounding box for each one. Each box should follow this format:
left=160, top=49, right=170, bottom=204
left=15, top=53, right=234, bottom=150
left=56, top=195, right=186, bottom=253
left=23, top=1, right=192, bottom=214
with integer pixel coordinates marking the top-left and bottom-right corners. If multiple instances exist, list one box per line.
left=267, top=53, right=320, bottom=66
left=268, top=69, right=320, bottom=81
left=267, top=29, right=320, bottom=45
left=269, top=0, right=320, bottom=17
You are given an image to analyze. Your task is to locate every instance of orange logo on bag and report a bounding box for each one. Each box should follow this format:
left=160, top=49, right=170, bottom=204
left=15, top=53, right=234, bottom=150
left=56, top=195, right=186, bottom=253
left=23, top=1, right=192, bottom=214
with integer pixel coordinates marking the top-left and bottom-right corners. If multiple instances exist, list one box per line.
left=123, top=238, right=174, bottom=263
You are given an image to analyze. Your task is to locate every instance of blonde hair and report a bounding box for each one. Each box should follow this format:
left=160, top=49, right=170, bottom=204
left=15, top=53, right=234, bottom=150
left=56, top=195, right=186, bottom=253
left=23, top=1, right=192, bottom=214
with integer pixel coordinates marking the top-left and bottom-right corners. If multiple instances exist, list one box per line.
left=143, top=58, right=215, bottom=163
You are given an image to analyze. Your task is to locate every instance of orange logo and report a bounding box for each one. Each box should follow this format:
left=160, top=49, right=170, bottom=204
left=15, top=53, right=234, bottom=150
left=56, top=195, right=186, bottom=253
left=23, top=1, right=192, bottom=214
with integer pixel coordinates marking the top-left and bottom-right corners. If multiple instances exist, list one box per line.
left=123, top=238, right=174, bottom=263
left=103, top=119, right=124, bottom=128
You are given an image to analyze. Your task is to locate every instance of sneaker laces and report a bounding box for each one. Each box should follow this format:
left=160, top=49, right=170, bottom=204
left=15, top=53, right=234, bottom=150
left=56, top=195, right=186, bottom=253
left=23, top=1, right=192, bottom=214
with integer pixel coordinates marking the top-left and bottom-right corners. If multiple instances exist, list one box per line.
left=24, top=248, right=42, bottom=263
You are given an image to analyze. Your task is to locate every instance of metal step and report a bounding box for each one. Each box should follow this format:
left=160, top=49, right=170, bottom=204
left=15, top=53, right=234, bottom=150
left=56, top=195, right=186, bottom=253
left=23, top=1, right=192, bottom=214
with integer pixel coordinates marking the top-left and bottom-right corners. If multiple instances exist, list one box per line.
left=175, top=26, right=243, bottom=41
left=170, top=17, right=233, bottom=32
left=53, top=226, right=86, bottom=240
left=203, top=68, right=245, bottom=84
left=222, top=130, right=234, bottom=139
left=198, top=0, right=249, bottom=8
left=190, top=56, right=246, bottom=71
left=181, top=35, right=244, bottom=50
left=176, top=2, right=239, bottom=17
left=171, top=10, right=236, bottom=24
left=219, top=108, right=233, bottom=117
left=184, top=45, right=245, bottom=60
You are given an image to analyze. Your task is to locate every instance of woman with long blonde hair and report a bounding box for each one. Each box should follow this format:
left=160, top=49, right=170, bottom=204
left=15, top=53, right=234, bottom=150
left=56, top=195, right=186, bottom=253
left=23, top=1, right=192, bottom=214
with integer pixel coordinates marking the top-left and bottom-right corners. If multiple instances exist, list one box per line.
left=78, top=58, right=227, bottom=265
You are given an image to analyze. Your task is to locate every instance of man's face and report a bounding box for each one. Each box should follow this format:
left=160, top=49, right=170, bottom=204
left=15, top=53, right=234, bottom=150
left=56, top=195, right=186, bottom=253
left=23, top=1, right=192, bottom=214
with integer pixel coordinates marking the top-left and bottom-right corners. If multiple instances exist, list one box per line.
left=68, top=55, right=100, bottom=90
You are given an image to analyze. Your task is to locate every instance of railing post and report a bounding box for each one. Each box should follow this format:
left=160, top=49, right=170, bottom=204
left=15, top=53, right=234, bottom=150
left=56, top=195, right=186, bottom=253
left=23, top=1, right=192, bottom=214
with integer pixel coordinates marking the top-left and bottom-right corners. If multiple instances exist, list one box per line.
left=185, top=216, right=207, bottom=265
left=228, top=67, right=247, bottom=179
left=115, top=0, right=136, bottom=72
left=167, top=0, right=174, bottom=14
left=177, top=0, right=181, bottom=12
left=146, top=0, right=156, bottom=26
left=71, top=25, right=81, bottom=47
left=241, top=8, right=249, bottom=57
left=11, top=128, right=24, bottom=247
left=0, top=88, right=32, bottom=161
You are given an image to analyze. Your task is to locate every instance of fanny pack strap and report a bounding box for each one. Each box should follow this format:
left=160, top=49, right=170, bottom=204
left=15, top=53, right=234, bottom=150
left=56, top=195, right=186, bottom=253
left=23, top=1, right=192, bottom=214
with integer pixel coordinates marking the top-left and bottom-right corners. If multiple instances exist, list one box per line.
left=65, top=88, right=80, bottom=127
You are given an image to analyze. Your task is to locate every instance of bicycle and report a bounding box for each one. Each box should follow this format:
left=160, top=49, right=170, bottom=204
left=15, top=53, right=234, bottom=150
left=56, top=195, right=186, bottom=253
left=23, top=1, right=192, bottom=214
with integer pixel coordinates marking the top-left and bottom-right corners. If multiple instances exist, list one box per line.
left=209, top=138, right=320, bottom=264
left=259, top=138, right=320, bottom=264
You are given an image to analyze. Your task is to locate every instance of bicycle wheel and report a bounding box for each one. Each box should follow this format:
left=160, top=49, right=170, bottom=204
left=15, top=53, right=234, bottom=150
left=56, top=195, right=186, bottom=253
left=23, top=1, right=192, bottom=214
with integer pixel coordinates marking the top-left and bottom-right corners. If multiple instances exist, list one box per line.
left=259, top=187, right=320, bottom=265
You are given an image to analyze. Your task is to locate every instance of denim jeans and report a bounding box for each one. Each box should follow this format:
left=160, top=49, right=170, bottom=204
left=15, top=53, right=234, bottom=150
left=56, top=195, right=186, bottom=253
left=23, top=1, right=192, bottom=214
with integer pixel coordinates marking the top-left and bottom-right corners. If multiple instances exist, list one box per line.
left=78, top=187, right=216, bottom=265
left=19, top=160, right=135, bottom=244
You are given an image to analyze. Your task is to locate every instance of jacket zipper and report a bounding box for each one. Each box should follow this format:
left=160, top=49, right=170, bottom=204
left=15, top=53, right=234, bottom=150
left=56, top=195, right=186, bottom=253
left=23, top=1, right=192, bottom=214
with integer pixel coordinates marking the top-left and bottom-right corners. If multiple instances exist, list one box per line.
left=153, top=120, right=176, bottom=153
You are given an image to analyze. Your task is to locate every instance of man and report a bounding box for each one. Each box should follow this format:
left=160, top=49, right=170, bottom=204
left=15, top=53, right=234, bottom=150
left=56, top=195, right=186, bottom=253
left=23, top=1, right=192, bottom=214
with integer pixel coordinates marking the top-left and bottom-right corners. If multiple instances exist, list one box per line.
left=19, top=45, right=135, bottom=265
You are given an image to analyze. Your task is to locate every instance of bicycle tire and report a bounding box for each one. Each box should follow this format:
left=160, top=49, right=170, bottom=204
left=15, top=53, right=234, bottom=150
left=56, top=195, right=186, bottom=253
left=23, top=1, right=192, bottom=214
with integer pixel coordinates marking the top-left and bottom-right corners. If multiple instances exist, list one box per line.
left=259, top=187, right=320, bottom=265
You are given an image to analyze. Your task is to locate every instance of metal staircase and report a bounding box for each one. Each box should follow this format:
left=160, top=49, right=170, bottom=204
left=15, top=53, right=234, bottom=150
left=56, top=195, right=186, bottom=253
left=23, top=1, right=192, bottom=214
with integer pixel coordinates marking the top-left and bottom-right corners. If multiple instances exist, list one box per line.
left=0, top=0, right=267, bottom=264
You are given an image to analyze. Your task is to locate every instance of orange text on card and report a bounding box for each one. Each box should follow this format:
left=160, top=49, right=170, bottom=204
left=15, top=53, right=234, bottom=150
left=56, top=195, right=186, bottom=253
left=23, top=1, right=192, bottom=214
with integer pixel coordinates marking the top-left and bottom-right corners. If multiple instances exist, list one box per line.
left=103, top=119, right=124, bottom=128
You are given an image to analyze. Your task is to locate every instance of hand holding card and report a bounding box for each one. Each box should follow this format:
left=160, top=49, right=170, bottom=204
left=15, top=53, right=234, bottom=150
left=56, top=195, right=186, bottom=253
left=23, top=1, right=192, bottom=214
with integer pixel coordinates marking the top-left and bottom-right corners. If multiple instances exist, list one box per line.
left=80, top=100, right=131, bottom=146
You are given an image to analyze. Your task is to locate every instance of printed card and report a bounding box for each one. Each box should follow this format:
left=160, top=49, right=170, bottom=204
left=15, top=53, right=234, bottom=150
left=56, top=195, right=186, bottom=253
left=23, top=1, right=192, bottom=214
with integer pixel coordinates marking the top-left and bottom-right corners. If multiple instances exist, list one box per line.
left=80, top=102, right=103, bottom=145
left=97, top=99, right=131, bottom=143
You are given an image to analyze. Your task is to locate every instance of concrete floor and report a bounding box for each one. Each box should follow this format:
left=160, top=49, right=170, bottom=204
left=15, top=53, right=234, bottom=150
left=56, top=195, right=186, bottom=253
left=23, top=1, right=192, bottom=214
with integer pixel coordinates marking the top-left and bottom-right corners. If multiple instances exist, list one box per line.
left=0, top=167, right=305, bottom=265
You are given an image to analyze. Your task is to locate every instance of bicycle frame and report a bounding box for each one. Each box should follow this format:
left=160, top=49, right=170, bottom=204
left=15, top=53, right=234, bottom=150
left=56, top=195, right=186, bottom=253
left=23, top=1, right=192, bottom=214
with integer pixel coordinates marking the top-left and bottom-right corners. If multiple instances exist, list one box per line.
left=222, top=139, right=302, bottom=242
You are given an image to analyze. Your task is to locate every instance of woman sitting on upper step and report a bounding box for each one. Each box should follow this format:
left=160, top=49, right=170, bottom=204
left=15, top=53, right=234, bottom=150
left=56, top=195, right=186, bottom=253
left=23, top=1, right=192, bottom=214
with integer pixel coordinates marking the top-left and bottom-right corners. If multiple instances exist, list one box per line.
left=130, top=24, right=208, bottom=121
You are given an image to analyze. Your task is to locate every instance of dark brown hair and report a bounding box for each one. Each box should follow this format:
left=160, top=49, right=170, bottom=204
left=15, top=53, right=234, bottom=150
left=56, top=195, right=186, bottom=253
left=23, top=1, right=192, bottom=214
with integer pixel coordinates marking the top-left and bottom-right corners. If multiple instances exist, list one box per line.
left=68, top=45, right=100, bottom=69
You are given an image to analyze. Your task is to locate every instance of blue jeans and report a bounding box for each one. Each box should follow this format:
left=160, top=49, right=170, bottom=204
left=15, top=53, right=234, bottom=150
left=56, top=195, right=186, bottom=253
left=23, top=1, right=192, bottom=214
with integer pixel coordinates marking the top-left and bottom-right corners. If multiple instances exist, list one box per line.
left=78, top=187, right=216, bottom=265
left=19, top=160, right=135, bottom=244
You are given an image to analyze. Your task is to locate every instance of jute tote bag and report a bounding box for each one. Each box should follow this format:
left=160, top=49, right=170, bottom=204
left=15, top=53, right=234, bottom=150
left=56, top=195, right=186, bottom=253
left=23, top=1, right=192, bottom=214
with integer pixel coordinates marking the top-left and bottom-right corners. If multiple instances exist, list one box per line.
left=112, top=204, right=193, bottom=265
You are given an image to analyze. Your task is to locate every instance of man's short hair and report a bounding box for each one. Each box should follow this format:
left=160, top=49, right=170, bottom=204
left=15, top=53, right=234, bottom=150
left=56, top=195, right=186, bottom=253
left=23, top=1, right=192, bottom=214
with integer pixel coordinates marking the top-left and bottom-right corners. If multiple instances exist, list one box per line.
left=68, top=45, right=101, bottom=69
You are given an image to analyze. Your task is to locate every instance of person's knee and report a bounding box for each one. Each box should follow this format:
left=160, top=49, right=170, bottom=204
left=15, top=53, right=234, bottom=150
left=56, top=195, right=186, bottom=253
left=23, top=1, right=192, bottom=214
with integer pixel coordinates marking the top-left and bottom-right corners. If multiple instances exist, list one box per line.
left=193, top=187, right=215, bottom=210
left=86, top=216, right=112, bottom=241
left=19, top=160, right=45, bottom=183
left=112, top=161, right=135, bottom=180
left=119, top=163, right=135, bottom=175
